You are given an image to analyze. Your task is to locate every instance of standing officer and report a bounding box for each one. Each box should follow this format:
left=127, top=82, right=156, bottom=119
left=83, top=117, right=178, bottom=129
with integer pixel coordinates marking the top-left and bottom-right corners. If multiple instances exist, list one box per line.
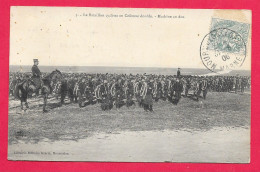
left=177, top=68, right=181, bottom=78
left=31, top=59, right=42, bottom=95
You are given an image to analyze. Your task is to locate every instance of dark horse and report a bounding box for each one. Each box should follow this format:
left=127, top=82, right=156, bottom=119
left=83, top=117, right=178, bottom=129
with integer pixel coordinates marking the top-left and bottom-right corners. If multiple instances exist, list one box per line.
left=14, top=70, right=63, bottom=112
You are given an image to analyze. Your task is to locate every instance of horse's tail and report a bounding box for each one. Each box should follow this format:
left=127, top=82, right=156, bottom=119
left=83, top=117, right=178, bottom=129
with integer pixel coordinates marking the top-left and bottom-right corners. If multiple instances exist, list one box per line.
left=13, top=84, right=21, bottom=100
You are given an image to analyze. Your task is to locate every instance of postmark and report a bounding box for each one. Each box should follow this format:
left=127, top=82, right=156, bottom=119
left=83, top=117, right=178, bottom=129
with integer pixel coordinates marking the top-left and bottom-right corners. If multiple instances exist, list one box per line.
left=200, top=27, right=247, bottom=73
left=200, top=18, right=250, bottom=73
left=210, top=18, right=250, bottom=46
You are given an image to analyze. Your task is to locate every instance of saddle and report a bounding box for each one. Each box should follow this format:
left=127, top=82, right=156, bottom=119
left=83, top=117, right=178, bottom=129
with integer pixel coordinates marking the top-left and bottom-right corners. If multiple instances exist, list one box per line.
left=31, top=76, right=42, bottom=89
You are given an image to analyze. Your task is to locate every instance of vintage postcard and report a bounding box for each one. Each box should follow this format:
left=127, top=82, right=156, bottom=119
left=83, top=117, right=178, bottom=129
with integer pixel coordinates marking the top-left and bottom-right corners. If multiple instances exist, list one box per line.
left=8, top=7, right=251, bottom=162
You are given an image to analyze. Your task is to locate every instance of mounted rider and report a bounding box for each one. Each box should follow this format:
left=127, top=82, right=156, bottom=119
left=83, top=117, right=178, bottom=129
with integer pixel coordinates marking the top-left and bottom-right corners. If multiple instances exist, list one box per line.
left=31, top=59, right=42, bottom=95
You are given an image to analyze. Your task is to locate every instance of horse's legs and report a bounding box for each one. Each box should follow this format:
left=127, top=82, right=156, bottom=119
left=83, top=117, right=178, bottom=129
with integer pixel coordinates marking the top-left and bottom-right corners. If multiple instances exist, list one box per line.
left=43, top=94, right=48, bottom=112
left=25, top=100, right=29, bottom=108
left=60, top=92, right=65, bottom=105
left=21, top=101, right=23, bottom=110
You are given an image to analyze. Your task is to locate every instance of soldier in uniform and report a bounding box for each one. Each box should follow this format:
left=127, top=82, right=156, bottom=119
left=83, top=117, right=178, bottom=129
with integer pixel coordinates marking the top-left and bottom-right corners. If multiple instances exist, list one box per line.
left=124, top=79, right=135, bottom=107
left=141, top=78, right=154, bottom=112
left=100, top=80, right=113, bottom=110
left=235, top=75, right=240, bottom=94
left=114, top=79, right=124, bottom=109
left=201, top=77, right=208, bottom=99
left=172, top=78, right=183, bottom=104
left=184, top=77, right=191, bottom=97
left=241, top=77, right=246, bottom=93
left=177, top=68, right=181, bottom=78
left=134, top=78, right=143, bottom=107
left=31, top=59, right=42, bottom=95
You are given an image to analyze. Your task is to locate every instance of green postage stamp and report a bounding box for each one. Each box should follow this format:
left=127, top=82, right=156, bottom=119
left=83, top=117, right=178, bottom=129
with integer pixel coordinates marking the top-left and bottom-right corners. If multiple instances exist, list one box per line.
left=208, top=18, right=250, bottom=54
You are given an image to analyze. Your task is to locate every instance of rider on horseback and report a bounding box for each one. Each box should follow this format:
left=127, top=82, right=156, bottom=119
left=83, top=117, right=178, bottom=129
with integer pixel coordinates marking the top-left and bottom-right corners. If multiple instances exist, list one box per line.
left=31, top=59, right=42, bottom=95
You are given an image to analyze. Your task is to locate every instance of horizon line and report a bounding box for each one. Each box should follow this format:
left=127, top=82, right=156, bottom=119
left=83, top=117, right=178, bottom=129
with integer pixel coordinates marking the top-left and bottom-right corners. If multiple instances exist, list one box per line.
left=9, top=65, right=251, bottom=71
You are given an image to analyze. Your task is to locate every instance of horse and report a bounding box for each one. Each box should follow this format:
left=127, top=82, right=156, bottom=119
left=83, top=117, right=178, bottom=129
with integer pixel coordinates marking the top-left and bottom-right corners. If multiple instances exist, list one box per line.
left=14, top=70, right=63, bottom=112
left=14, top=79, right=36, bottom=110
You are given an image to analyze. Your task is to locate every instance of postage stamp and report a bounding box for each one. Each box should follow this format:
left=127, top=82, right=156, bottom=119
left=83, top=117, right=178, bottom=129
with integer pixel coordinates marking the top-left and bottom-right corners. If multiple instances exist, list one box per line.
left=200, top=18, right=250, bottom=73
left=210, top=18, right=251, bottom=46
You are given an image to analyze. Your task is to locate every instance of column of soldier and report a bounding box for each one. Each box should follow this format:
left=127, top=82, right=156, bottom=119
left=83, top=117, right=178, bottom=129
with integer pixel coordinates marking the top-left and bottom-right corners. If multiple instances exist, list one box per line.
left=9, top=72, right=251, bottom=112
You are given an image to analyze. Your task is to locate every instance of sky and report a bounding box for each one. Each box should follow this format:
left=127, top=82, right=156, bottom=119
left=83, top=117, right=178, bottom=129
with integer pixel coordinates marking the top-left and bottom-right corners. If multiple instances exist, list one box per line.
left=10, top=7, right=251, bottom=70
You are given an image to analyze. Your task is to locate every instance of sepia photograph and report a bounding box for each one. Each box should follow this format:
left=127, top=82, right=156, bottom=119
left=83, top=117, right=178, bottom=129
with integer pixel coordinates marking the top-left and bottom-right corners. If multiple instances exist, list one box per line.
left=8, top=7, right=251, bottom=163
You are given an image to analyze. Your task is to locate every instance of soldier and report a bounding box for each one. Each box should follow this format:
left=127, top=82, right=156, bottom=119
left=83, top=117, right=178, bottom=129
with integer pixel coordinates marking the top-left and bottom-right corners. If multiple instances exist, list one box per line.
left=241, top=77, right=246, bottom=93
left=141, top=78, right=154, bottom=112
left=114, top=79, right=124, bottom=109
left=77, top=77, right=88, bottom=107
left=100, top=80, right=113, bottom=110
left=134, top=78, right=143, bottom=107
left=60, top=77, right=68, bottom=105
left=238, top=76, right=242, bottom=92
left=177, top=68, right=181, bottom=78
left=235, top=75, right=240, bottom=94
left=184, top=77, right=191, bottom=97
left=67, top=76, right=76, bottom=103
left=201, top=77, right=208, bottom=99
left=172, top=78, right=183, bottom=104
left=233, top=76, right=237, bottom=93
left=154, top=78, right=162, bottom=101
left=124, top=79, right=135, bottom=107
left=31, top=59, right=42, bottom=96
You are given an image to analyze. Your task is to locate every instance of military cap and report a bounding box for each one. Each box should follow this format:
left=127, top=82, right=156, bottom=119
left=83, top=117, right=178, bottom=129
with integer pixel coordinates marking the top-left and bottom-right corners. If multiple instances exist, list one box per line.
left=33, top=59, right=39, bottom=62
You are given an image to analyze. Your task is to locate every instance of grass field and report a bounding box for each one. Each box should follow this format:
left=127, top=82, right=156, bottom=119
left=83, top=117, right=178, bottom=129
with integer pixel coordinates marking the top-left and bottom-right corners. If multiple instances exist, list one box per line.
left=8, top=91, right=251, bottom=145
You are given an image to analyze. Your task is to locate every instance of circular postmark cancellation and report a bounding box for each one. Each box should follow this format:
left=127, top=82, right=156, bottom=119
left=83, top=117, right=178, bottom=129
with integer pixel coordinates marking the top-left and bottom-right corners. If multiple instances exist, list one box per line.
left=200, top=28, right=247, bottom=73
